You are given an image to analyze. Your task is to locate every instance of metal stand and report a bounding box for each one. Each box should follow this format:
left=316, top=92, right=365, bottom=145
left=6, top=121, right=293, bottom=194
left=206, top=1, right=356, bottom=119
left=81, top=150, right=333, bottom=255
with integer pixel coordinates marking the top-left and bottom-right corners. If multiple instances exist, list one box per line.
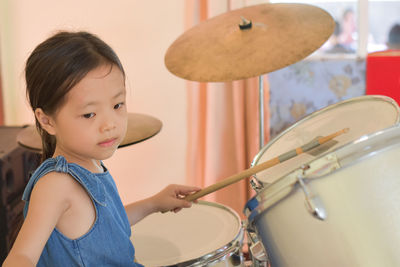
left=258, top=75, right=265, bottom=150
left=238, top=17, right=265, bottom=151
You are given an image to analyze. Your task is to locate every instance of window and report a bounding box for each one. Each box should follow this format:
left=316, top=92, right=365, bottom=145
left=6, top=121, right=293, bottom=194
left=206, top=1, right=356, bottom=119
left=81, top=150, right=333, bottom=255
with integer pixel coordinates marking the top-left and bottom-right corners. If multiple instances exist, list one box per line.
left=270, top=0, right=400, bottom=57
left=369, top=1, right=400, bottom=52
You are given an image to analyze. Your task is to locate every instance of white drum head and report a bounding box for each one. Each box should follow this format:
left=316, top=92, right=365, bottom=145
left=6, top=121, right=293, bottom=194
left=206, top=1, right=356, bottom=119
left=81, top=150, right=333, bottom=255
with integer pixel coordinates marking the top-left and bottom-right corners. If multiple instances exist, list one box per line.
left=130, top=201, right=241, bottom=266
left=253, top=95, right=399, bottom=184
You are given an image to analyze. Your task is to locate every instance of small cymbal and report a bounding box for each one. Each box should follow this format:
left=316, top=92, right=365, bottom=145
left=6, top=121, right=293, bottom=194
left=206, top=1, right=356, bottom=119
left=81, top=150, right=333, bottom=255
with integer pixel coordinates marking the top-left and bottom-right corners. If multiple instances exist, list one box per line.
left=17, top=125, right=42, bottom=152
left=17, top=113, right=162, bottom=152
left=165, top=3, right=334, bottom=82
left=120, top=113, right=163, bottom=148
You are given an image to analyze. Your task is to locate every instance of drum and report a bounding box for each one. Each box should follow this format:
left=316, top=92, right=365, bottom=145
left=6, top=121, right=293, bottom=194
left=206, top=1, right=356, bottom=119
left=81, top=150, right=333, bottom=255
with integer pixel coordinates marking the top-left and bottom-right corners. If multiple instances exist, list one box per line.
left=251, top=95, right=400, bottom=188
left=131, top=201, right=244, bottom=266
left=244, top=124, right=400, bottom=266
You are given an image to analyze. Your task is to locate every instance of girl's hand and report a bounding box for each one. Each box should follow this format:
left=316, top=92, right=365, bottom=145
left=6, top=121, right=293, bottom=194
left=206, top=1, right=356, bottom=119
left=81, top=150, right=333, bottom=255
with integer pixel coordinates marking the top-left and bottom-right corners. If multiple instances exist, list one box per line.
left=151, top=184, right=201, bottom=213
left=124, top=184, right=201, bottom=225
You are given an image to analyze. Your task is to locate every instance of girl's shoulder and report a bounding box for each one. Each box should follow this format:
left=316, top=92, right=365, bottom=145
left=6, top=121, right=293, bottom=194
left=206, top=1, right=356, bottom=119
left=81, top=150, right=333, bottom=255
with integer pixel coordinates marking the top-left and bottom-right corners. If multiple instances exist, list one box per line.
left=23, top=155, right=107, bottom=207
left=23, top=159, right=82, bottom=208
left=29, top=170, right=79, bottom=208
left=33, top=170, right=79, bottom=192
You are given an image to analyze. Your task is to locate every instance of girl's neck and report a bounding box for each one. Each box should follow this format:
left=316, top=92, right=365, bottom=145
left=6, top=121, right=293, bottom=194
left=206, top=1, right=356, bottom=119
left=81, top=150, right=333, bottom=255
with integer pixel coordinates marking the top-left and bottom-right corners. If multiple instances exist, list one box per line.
left=53, top=149, right=103, bottom=173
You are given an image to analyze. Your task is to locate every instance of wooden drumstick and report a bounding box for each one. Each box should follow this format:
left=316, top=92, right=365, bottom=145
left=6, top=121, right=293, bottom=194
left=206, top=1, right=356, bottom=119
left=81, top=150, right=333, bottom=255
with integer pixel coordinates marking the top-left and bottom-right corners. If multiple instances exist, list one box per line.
left=185, top=128, right=349, bottom=202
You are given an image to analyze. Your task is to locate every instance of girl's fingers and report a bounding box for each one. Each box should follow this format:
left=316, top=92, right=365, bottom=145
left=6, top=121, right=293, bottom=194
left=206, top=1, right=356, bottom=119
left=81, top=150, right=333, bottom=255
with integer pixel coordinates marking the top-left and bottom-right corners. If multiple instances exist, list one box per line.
left=175, top=185, right=201, bottom=195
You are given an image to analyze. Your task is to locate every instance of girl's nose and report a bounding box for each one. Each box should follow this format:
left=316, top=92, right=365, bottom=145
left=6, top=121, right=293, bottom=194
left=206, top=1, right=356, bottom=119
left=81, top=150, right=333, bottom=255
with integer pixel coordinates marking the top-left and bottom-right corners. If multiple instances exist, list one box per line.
left=100, top=115, right=116, bottom=132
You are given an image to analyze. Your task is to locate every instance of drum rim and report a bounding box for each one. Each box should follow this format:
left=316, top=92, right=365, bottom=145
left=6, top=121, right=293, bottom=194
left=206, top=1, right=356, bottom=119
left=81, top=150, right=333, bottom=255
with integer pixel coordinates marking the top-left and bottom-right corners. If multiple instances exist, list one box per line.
left=251, top=95, right=400, bottom=183
left=176, top=200, right=244, bottom=266
left=244, top=123, right=400, bottom=226
left=134, top=200, right=244, bottom=267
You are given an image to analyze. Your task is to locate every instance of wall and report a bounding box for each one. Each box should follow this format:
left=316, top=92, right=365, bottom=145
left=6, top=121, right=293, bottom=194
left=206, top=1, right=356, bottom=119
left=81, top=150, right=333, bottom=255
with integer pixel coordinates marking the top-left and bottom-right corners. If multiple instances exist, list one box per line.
left=0, top=0, right=188, bottom=204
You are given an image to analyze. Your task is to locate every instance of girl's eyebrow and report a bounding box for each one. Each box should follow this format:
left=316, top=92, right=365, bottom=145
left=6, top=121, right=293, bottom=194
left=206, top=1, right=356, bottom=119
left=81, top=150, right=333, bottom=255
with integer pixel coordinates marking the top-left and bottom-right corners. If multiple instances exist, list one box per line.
left=112, top=89, right=126, bottom=99
left=81, top=89, right=125, bottom=108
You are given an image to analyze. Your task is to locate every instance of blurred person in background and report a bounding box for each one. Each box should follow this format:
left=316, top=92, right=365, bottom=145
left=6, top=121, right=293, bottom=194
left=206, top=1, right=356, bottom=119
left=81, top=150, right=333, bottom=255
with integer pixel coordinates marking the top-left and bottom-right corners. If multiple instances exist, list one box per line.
left=326, top=20, right=355, bottom=54
left=338, top=8, right=357, bottom=51
left=387, top=24, right=400, bottom=50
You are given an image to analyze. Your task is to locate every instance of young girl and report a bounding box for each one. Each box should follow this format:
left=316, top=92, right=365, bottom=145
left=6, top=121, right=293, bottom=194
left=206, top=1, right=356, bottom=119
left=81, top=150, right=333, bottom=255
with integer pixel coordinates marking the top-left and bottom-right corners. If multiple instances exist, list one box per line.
left=3, top=31, right=199, bottom=266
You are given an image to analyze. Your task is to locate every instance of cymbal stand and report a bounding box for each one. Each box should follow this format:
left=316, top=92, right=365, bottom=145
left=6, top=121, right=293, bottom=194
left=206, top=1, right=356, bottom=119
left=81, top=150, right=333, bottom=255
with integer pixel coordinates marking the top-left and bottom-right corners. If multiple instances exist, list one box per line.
left=239, top=17, right=265, bottom=150
left=249, top=75, right=267, bottom=192
left=259, top=75, right=265, bottom=150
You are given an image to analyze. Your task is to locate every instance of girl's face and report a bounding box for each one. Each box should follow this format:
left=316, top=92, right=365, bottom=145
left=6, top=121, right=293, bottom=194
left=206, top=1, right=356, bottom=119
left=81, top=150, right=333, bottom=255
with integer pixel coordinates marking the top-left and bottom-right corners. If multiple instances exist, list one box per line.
left=50, top=64, right=127, bottom=170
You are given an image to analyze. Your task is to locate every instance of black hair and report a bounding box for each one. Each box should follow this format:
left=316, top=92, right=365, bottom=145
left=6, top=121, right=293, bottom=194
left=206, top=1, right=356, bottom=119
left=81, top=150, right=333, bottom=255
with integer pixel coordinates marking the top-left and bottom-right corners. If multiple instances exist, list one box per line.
left=25, top=31, right=125, bottom=161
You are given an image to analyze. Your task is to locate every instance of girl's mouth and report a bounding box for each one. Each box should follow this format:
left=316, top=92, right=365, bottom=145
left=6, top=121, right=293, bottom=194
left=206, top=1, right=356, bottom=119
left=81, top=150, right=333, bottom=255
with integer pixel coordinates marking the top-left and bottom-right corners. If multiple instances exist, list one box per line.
left=98, top=138, right=117, bottom=147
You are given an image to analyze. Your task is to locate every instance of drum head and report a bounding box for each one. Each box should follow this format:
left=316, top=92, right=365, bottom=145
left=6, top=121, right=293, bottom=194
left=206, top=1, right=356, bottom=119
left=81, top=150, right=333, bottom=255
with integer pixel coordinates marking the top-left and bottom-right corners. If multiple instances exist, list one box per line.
left=130, top=201, right=241, bottom=266
left=253, top=95, right=399, bottom=184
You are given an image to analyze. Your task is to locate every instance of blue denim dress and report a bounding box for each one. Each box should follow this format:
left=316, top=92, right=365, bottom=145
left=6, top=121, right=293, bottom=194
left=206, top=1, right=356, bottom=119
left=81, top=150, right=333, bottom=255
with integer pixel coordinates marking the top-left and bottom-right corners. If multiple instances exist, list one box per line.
left=22, top=156, right=144, bottom=267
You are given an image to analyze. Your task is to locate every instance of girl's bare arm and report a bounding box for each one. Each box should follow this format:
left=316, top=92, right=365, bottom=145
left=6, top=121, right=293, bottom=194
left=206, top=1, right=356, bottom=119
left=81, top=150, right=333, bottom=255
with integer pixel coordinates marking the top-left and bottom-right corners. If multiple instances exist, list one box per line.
left=3, top=173, right=72, bottom=267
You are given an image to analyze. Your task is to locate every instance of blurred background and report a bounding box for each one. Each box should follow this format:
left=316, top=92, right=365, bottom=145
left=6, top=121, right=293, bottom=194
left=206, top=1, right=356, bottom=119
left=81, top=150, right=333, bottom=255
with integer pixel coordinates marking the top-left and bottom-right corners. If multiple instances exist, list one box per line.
left=0, top=0, right=399, bottom=215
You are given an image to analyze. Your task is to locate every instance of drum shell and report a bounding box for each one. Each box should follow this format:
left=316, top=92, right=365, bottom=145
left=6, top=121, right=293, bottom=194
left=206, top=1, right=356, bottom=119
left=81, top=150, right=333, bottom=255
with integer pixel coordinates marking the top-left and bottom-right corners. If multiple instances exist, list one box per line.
left=245, top=125, right=400, bottom=267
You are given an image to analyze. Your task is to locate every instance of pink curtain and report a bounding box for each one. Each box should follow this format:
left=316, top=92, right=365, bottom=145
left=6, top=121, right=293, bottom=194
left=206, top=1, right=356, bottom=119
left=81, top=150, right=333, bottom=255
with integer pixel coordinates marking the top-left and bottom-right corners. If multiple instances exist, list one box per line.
left=185, top=0, right=270, bottom=217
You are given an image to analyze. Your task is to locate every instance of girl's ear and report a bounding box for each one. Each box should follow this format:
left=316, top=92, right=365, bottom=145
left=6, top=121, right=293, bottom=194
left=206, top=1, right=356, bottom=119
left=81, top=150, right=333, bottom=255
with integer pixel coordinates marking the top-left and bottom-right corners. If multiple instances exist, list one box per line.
left=35, top=108, right=56, bottom=135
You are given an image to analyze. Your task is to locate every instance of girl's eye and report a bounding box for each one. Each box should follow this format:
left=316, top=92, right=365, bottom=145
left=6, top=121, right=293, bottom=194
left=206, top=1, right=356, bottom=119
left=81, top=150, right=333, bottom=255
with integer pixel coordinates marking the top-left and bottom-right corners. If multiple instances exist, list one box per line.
left=83, top=113, right=95, bottom=119
left=114, top=102, right=124, bottom=110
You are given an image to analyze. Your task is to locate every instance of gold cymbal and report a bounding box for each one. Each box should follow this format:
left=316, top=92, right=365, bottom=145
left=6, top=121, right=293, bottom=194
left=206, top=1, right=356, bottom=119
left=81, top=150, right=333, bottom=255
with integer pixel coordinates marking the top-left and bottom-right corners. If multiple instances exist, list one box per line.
left=165, top=3, right=334, bottom=82
left=17, top=113, right=162, bottom=152
left=17, top=125, right=42, bottom=152
left=120, top=113, right=162, bottom=148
